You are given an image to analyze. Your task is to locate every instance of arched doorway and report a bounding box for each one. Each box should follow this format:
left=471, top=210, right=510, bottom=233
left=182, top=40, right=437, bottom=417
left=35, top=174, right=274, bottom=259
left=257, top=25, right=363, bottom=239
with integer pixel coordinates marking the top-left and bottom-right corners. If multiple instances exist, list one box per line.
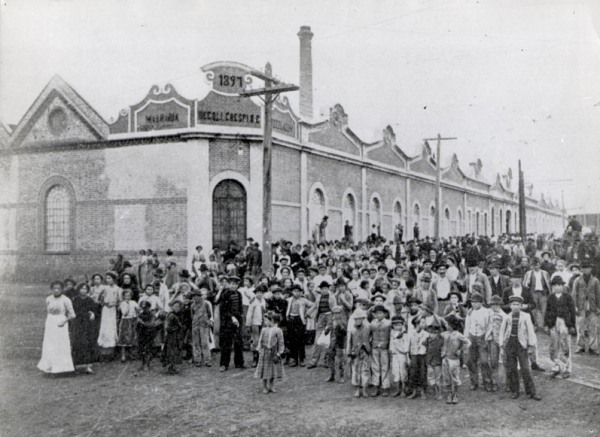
left=309, top=188, right=326, bottom=241
left=413, top=204, right=421, bottom=239
left=506, top=210, right=512, bottom=234
left=370, top=197, right=382, bottom=237
left=212, top=180, right=247, bottom=250
left=429, top=205, right=435, bottom=237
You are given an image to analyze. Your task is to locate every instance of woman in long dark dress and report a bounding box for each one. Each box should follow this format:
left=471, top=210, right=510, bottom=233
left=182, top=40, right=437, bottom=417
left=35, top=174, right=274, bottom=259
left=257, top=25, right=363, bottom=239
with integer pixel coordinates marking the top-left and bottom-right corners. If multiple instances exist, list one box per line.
left=162, top=300, right=184, bottom=374
left=70, top=282, right=99, bottom=373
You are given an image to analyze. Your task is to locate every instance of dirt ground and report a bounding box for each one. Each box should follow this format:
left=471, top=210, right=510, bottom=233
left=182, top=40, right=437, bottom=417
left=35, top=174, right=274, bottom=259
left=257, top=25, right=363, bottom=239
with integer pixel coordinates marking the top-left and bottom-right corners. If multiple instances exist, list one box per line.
left=1, top=284, right=599, bottom=437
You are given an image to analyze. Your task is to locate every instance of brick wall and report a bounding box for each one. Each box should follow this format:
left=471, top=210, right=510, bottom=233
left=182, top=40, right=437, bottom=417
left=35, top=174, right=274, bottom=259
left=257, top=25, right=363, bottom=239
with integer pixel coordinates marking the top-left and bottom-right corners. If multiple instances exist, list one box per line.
left=272, top=205, right=301, bottom=243
left=307, top=154, right=362, bottom=209
left=209, top=139, right=250, bottom=180
left=272, top=146, right=300, bottom=203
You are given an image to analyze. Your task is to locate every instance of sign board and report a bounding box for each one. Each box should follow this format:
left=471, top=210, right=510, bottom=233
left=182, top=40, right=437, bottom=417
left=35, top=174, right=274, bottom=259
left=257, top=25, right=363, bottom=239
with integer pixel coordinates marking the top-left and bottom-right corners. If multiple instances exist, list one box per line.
left=136, top=100, right=190, bottom=132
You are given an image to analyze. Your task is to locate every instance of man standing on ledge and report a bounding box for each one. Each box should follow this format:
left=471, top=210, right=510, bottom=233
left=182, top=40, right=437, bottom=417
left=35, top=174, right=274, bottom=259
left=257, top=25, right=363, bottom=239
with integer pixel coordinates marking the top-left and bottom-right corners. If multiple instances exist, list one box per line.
left=215, top=276, right=245, bottom=371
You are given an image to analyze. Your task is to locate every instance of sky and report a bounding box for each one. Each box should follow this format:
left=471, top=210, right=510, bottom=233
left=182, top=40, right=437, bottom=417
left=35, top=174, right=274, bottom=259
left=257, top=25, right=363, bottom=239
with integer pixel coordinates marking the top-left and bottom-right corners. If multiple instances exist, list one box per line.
left=1, top=0, right=599, bottom=213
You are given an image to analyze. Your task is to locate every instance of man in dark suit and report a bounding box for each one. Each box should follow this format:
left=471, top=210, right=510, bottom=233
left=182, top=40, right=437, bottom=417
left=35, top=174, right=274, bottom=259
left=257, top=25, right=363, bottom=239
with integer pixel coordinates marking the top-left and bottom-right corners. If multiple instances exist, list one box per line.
left=215, top=276, right=245, bottom=371
left=502, top=272, right=543, bottom=371
left=489, top=262, right=511, bottom=298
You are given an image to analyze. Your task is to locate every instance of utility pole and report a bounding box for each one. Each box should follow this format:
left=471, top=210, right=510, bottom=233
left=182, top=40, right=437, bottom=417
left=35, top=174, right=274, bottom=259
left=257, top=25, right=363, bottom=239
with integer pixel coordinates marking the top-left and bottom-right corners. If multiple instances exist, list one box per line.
left=240, top=63, right=299, bottom=274
left=518, top=160, right=527, bottom=241
left=423, top=134, right=457, bottom=239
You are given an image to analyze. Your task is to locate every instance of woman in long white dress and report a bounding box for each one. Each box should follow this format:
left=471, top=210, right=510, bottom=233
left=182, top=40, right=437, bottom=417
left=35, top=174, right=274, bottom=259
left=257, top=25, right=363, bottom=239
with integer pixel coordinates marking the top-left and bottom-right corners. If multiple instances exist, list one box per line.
left=97, top=271, right=122, bottom=358
left=37, top=281, right=76, bottom=374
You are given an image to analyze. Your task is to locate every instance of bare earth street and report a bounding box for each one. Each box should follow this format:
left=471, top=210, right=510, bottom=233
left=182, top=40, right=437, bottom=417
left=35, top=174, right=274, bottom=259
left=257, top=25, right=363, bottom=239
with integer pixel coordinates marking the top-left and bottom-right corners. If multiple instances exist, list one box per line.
left=1, top=284, right=599, bottom=437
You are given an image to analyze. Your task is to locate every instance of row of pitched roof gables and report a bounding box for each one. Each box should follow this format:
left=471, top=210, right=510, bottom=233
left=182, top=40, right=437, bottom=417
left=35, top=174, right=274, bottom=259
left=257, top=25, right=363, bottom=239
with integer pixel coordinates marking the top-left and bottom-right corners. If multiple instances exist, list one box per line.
left=0, top=74, right=559, bottom=211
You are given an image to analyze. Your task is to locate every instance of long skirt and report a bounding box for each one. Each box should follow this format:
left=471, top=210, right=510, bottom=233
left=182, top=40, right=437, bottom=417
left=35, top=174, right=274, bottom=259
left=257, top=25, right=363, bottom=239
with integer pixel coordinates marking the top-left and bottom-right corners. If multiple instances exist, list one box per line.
left=254, top=346, right=284, bottom=380
left=70, top=317, right=96, bottom=366
left=118, top=318, right=136, bottom=347
left=37, top=314, right=75, bottom=373
left=98, top=306, right=118, bottom=349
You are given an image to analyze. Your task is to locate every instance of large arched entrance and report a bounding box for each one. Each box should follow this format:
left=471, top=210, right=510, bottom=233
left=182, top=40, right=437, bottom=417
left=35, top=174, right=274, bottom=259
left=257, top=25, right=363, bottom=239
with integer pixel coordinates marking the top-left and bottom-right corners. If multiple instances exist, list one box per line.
left=212, top=179, right=247, bottom=250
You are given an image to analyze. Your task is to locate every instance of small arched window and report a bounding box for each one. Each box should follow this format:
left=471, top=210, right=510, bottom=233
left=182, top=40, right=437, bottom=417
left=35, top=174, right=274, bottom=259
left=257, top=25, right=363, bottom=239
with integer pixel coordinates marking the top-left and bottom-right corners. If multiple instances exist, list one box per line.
left=45, top=185, right=72, bottom=252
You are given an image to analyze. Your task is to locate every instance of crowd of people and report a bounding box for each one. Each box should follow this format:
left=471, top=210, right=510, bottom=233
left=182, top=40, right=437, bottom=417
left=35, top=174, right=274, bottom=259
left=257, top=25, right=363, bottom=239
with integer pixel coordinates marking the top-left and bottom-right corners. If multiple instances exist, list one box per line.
left=37, top=223, right=600, bottom=403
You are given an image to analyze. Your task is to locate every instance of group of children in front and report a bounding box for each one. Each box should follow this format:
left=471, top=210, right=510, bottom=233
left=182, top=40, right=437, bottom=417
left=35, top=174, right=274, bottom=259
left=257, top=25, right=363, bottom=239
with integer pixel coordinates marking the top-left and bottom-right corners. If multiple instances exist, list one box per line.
left=338, top=289, right=542, bottom=403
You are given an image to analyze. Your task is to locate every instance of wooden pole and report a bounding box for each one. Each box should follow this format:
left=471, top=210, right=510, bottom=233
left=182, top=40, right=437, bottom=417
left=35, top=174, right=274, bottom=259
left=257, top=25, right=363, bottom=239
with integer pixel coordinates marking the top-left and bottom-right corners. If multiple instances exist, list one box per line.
left=262, top=63, right=274, bottom=274
left=424, top=134, right=456, bottom=239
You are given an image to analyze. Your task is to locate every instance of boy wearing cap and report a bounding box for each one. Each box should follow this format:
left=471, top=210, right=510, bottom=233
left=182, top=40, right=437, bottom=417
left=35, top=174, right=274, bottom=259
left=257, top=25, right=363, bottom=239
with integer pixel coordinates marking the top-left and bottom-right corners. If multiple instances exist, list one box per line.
left=499, top=295, right=541, bottom=400
left=325, top=306, right=347, bottom=383
left=286, top=284, right=315, bottom=367
left=544, top=276, right=576, bottom=378
left=389, top=315, right=410, bottom=397
left=407, top=316, right=429, bottom=399
left=425, top=322, right=444, bottom=400
left=369, top=305, right=392, bottom=396
left=346, top=307, right=371, bottom=398
left=489, top=295, right=508, bottom=391
left=464, top=292, right=494, bottom=391
left=247, top=285, right=267, bottom=367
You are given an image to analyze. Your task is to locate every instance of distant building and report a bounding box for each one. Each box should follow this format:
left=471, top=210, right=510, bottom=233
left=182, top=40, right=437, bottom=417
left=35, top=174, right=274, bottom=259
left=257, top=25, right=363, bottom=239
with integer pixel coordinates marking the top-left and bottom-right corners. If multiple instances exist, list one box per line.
left=0, top=26, right=563, bottom=281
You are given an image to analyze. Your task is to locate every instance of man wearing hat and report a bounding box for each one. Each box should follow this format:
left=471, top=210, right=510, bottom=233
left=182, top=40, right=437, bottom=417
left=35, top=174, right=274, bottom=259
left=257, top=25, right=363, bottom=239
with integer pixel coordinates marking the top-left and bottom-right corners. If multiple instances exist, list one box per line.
left=489, top=295, right=508, bottom=391
left=432, top=262, right=455, bottom=316
left=464, top=292, right=493, bottom=391
left=415, top=271, right=439, bottom=316
left=488, top=262, right=511, bottom=300
left=307, top=281, right=337, bottom=369
left=544, top=275, right=576, bottom=378
left=499, top=295, right=542, bottom=400
left=170, top=269, right=199, bottom=300
left=572, top=260, right=600, bottom=355
left=465, top=260, right=492, bottom=305
left=523, top=258, right=552, bottom=330
left=417, top=259, right=438, bottom=289
left=214, top=276, right=245, bottom=371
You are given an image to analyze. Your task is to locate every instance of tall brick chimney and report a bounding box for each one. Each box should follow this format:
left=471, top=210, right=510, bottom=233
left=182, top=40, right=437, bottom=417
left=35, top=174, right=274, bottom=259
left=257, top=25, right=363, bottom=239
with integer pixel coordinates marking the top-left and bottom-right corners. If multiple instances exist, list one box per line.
left=298, top=26, right=314, bottom=120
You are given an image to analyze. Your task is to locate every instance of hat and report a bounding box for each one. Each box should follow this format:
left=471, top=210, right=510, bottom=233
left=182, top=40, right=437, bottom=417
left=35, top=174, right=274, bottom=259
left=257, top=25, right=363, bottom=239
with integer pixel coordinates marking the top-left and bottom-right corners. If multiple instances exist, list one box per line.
left=445, top=314, right=462, bottom=330
left=393, top=295, right=403, bottom=304
left=509, top=295, right=524, bottom=304
left=407, top=296, right=422, bottom=305
left=139, top=300, right=152, bottom=309
left=419, top=302, right=435, bottom=314
left=490, top=295, right=503, bottom=305
left=511, top=267, right=524, bottom=279
left=391, top=315, right=405, bottom=325
left=423, top=258, right=433, bottom=265
left=541, top=251, right=552, bottom=258
left=428, top=320, right=442, bottom=331
left=569, top=263, right=580, bottom=271
left=371, top=292, right=387, bottom=302
left=191, top=288, right=203, bottom=297
left=179, top=269, right=191, bottom=278
left=472, top=282, right=484, bottom=293
left=355, top=297, right=369, bottom=305
left=488, top=262, right=500, bottom=270
left=471, top=292, right=484, bottom=303
left=105, top=271, right=118, bottom=281
left=466, top=258, right=479, bottom=268
left=448, top=290, right=462, bottom=302
left=390, top=277, right=401, bottom=284
left=228, top=275, right=241, bottom=283
left=319, top=280, right=331, bottom=288
left=353, top=308, right=368, bottom=319
left=551, top=276, right=565, bottom=286
left=332, top=306, right=343, bottom=314
left=581, top=260, right=593, bottom=269
left=372, top=304, right=388, bottom=314
left=199, top=264, right=208, bottom=272
left=153, top=268, right=165, bottom=278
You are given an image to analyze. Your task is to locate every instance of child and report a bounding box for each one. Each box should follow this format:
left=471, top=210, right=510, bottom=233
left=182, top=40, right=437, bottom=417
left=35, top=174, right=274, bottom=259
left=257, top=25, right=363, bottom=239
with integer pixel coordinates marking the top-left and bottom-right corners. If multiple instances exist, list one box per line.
left=544, top=275, right=576, bottom=379
left=389, top=315, right=410, bottom=397
left=325, top=306, right=347, bottom=383
left=346, top=307, right=371, bottom=398
left=425, top=322, right=444, bottom=400
left=138, top=284, right=162, bottom=313
left=489, top=295, right=508, bottom=391
left=137, top=300, right=160, bottom=370
left=499, top=295, right=542, bottom=400
left=369, top=304, right=392, bottom=396
left=118, top=289, right=139, bottom=362
left=255, top=313, right=285, bottom=394
left=286, top=284, right=314, bottom=367
left=247, top=285, right=267, bottom=367
left=441, top=315, right=471, bottom=404
left=464, top=292, right=493, bottom=391
left=407, top=316, right=429, bottom=399
left=163, top=300, right=184, bottom=374
left=191, top=288, right=214, bottom=367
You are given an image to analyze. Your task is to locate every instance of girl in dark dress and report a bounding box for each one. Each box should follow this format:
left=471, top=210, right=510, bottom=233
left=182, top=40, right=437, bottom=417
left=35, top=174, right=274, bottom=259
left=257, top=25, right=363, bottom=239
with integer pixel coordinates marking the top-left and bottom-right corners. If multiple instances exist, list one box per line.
left=162, top=300, right=184, bottom=374
left=70, top=282, right=99, bottom=373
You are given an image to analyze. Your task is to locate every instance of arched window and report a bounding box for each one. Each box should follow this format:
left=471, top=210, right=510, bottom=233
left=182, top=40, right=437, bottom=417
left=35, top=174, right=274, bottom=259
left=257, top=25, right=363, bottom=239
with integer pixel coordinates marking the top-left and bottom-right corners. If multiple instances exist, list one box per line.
left=343, top=193, right=356, bottom=227
left=393, top=201, right=402, bottom=226
left=491, top=207, right=495, bottom=236
left=45, top=185, right=71, bottom=252
left=309, top=188, right=326, bottom=239
left=413, top=203, right=421, bottom=238
left=370, top=197, right=381, bottom=236
left=429, top=205, right=436, bottom=237
left=457, top=209, right=463, bottom=235
left=444, top=208, right=450, bottom=237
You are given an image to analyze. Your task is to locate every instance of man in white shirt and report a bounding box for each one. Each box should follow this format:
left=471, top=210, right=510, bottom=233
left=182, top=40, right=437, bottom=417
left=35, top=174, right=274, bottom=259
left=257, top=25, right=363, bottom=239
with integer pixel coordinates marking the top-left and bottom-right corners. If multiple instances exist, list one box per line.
left=432, top=262, right=454, bottom=316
